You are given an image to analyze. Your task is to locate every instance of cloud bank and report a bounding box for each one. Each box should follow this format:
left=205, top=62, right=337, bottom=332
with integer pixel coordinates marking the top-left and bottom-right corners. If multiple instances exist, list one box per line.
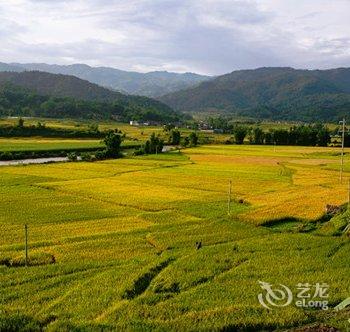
left=0, top=0, right=349, bottom=75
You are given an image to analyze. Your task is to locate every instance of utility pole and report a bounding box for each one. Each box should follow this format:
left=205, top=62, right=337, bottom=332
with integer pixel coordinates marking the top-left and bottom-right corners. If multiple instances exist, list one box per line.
left=24, top=224, right=28, bottom=266
left=339, top=118, right=346, bottom=183
left=227, top=180, right=232, bottom=215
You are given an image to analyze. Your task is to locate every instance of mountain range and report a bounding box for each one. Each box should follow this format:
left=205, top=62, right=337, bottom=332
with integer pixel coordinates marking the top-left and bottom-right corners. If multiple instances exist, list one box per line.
left=0, top=62, right=210, bottom=97
left=1, top=63, right=350, bottom=122
left=159, top=67, right=350, bottom=122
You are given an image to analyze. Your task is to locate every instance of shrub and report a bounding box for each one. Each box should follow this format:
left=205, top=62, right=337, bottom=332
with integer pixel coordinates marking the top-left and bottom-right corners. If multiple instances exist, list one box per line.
left=67, top=152, right=78, bottom=162
left=133, top=149, right=145, bottom=156
left=0, top=151, right=13, bottom=161
left=95, top=150, right=107, bottom=160
left=14, top=151, right=25, bottom=160
left=80, top=152, right=93, bottom=162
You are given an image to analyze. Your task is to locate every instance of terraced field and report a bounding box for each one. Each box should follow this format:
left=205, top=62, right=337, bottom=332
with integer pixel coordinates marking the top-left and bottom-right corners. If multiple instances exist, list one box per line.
left=0, top=145, right=349, bottom=331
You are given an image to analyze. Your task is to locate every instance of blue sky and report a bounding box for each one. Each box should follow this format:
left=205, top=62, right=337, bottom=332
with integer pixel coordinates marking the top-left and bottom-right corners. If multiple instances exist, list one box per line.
left=0, top=0, right=349, bottom=75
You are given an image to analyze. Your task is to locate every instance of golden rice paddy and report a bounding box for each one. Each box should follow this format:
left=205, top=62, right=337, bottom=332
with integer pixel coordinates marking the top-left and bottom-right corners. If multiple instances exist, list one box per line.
left=0, top=144, right=349, bottom=331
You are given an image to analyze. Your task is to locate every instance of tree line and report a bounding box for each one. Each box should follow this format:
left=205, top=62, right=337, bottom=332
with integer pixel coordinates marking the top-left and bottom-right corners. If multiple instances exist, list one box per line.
left=206, top=117, right=349, bottom=147
left=230, top=124, right=332, bottom=146
left=134, top=129, right=199, bottom=156
left=165, top=127, right=199, bottom=147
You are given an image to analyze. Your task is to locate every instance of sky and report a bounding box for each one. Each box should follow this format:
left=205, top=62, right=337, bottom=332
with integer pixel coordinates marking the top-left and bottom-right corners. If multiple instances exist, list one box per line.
left=0, top=0, right=350, bottom=75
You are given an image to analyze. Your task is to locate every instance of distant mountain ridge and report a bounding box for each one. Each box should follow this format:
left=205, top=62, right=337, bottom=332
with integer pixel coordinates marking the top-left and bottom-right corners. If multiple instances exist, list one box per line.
left=0, top=63, right=23, bottom=72
left=159, top=67, right=350, bottom=122
left=0, top=62, right=210, bottom=97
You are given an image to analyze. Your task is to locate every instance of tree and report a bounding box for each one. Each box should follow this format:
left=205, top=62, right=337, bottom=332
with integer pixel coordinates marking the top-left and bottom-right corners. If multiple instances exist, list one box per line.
left=207, top=116, right=233, bottom=133
left=163, top=124, right=175, bottom=132
left=88, top=123, right=99, bottom=133
left=144, top=133, right=164, bottom=154
left=264, top=131, right=273, bottom=145
left=169, top=129, right=181, bottom=145
left=17, top=117, right=24, bottom=128
left=345, top=134, right=350, bottom=147
left=271, top=129, right=289, bottom=145
left=189, top=132, right=199, bottom=146
left=250, top=127, right=264, bottom=145
left=183, top=136, right=190, bottom=147
left=232, top=125, right=248, bottom=144
left=315, top=124, right=330, bottom=146
left=36, top=121, right=45, bottom=129
left=103, top=129, right=123, bottom=158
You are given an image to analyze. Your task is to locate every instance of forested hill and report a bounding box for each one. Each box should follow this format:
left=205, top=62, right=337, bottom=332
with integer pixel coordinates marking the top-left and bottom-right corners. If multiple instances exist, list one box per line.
left=0, top=71, right=183, bottom=122
left=159, top=67, right=350, bottom=122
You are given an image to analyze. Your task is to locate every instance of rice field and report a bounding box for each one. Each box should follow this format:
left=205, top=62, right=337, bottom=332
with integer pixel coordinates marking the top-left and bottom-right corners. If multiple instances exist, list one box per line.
left=0, top=145, right=349, bottom=331
left=0, top=138, right=102, bottom=152
left=0, top=138, right=142, bottom=154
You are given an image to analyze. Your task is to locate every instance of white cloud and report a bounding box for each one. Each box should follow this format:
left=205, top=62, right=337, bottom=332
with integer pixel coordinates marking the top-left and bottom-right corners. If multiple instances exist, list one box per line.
left=0, top=0, right=349, bottom=75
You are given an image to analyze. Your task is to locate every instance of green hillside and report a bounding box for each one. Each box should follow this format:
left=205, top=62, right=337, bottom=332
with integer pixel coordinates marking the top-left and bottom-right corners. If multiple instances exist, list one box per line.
left=0, top=72, right=183, bottom=122
left=160, top=67, right=350, bottom=122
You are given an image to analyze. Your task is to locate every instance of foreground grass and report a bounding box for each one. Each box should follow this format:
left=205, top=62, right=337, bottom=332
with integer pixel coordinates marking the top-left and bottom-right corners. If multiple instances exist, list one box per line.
left=0, top=145, right=349, bottom=331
